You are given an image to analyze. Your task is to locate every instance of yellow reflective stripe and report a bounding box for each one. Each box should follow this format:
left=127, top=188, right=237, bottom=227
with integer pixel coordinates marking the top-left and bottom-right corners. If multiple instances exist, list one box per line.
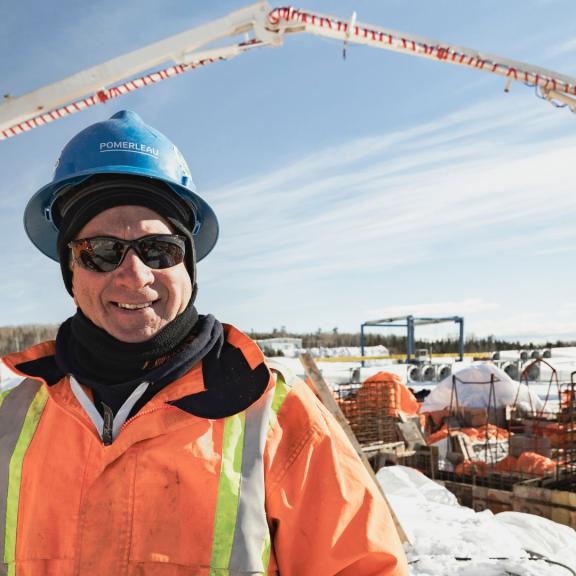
left=268, top=371, right=291, bottom=430
left=210, top=412, right=245, bottom=573
left=0, top=390, right=11, bottom=411
left=211, top=367, right=294, bottom=574
left=4, top=386, right=48, bottom=574
left=261, top=537, right=271, bottom=572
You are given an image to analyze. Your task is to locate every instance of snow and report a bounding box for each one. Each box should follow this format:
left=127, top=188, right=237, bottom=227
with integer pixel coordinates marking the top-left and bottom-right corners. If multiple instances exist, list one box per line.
left=378, top=466, right=576, bottom=575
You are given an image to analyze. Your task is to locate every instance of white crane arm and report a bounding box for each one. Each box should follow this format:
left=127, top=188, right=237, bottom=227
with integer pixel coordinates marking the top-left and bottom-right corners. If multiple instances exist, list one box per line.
left=0, top=1, right=276, bottom=140
left=2, top=2, right=575, bottom=142
left=268, top=7, right=576, bottom=103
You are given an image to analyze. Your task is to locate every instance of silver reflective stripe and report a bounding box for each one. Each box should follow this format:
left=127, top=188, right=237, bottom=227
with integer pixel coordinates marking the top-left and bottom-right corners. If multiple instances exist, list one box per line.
left=0, top=361, right=26, bottom=394
left=0, top=379, right=41, bottom=574
left=228, top=386, right=275, bottom=573
left=112, top=381, right=150, bottom=438
left=69, top=376, right=149, bottom=441
left=266, top=360, right=297, bottom=387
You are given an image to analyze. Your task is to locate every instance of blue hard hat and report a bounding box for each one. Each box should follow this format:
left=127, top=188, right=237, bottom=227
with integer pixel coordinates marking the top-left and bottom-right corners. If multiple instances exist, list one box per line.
left=24, top=110, right=219, bottom=262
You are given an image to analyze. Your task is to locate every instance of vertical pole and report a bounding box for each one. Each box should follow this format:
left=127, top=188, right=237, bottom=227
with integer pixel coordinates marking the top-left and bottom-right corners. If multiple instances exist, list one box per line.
left=458, top=317, right=464, bottom=361
left=360, top=323, right=366, bottom=367
left=407, top=316, right=414, bottom=362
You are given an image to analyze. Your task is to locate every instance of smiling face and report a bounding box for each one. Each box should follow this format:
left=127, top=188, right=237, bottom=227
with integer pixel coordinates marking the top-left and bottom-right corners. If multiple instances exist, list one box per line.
left=71, top=205, right=193, bottom=343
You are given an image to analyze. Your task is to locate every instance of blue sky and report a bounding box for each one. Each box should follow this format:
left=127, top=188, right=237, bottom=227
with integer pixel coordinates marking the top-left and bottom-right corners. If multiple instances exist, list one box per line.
left=1, top=0, right=576, bottom=341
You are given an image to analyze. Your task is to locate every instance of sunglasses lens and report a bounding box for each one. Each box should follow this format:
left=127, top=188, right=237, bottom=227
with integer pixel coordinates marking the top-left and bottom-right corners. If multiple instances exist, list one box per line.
left=71, top=236, right=186, bottom=272
left=138, top=238, right=185, bottom=269
left=76, top=238, right=126, bottom=273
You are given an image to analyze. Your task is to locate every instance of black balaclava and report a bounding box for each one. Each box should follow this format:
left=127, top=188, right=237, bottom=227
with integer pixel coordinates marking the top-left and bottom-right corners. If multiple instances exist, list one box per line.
left=54, top=174, right=197, bottom=296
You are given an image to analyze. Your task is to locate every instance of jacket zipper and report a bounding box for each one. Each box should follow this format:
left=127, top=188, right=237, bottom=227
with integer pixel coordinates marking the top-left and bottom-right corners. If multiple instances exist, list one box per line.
left=102, top=403, right=114, bottom=446
left=118, top=404, right=172, bottom=437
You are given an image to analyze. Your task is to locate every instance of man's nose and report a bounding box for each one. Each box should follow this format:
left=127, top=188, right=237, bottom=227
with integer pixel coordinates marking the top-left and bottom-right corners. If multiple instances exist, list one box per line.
left=114, top=249, right=155, bottom=287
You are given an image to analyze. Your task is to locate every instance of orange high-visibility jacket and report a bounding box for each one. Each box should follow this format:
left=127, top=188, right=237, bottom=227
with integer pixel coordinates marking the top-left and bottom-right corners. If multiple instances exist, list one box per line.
left=0, top=324, right=407, bottom=576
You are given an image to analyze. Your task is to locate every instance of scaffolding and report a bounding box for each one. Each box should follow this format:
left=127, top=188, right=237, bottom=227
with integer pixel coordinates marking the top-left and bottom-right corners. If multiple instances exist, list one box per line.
left=507, top=359, right=576, bottom=490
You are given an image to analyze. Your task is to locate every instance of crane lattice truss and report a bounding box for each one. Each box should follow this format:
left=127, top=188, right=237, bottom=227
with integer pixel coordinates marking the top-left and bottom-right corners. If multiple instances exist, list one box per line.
left=2, top=1, right=576, bottom=141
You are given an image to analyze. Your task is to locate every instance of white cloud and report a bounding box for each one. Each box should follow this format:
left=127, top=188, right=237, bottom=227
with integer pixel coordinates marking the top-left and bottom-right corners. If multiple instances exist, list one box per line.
left=546, top=38, right=576, bottom=57
left=472, top=312, right=576, bottom=341
left=205, top=96, right=576, bottom=292
left=365, top=298, right=499, bottom=320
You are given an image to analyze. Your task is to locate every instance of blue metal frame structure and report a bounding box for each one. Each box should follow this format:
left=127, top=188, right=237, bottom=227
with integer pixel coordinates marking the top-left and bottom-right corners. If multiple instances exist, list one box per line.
left=360, top=315, right=464, bottom=365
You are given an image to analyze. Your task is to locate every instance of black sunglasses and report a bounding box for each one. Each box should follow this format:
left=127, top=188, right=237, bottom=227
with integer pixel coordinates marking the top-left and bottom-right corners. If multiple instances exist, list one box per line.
left=69, top=234, right=186, bottom=273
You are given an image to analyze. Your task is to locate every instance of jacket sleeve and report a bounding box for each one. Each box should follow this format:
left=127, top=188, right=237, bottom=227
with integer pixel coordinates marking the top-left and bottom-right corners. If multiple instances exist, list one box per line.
left=264, top=380, right=408, bottom=576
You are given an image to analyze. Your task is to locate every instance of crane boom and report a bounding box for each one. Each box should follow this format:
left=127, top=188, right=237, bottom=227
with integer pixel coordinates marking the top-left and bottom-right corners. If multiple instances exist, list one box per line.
left=269, top=7, right=576, bottom=101
left=2, top=2, right=575, bottom=141
left=0, top=2, right=275, bottom=140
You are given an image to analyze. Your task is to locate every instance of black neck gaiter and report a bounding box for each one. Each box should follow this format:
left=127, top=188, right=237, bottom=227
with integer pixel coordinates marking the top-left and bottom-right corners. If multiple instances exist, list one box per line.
left=55, top=302, right=224, bottom=416
left=58, top=300, right=198, bottom=384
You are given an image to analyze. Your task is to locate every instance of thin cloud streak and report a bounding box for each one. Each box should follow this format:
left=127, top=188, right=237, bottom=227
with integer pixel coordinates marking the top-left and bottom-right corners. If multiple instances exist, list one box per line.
left=205, top=97, right=575, bottom=291
left=366, top=298, right=499, bottom=320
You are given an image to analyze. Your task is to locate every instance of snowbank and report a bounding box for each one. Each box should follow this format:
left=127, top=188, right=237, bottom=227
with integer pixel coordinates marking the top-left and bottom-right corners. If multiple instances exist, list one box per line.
left=377, top=465, right=576, bottom=575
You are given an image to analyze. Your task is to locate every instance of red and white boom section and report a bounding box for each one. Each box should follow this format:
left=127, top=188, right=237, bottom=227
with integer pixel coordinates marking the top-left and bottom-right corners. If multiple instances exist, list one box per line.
left=2, top=1, right=575, bottom=141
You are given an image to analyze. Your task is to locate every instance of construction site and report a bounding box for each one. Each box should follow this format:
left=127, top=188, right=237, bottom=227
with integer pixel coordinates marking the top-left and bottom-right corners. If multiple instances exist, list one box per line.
left=2, top=1, right=576, bottom=574
left=330, top=358, right=574, bottom=523
left=269, top=315, right=576, bottom=533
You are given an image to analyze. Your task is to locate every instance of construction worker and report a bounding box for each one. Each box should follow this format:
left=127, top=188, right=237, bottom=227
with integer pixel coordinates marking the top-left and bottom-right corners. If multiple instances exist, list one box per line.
left=0, top=110, right=408, bottom=575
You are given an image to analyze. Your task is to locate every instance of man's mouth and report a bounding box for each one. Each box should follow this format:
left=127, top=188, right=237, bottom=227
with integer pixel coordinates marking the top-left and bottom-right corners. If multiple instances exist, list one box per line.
left=113, top=301, right=156, bottom=310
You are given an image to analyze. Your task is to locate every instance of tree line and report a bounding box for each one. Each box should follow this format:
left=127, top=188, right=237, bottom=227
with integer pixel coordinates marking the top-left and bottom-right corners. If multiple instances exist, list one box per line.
left=248, top=327, right=573, bottom=355
left=0, top=324, right=572, bottom=356
left=0, top=325, right=59, bottom=356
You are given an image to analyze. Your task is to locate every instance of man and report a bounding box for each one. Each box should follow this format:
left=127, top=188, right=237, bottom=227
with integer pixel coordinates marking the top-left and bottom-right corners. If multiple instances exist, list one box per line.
left=0, top=110, right=408, bottom=575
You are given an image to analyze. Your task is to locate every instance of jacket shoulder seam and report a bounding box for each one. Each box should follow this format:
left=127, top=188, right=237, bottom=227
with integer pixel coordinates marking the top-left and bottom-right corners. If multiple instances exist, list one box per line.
left=267, top=419, right=322, bottom=489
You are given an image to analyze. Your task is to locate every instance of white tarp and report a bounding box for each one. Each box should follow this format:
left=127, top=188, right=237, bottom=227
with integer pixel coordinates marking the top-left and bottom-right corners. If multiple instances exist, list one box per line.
left=420, top=363, right=543, bottom=414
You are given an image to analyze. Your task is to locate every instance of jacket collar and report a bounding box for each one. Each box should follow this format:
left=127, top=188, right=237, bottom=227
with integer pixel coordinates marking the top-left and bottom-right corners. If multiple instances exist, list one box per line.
left=2, top=325, right=272, bottom=420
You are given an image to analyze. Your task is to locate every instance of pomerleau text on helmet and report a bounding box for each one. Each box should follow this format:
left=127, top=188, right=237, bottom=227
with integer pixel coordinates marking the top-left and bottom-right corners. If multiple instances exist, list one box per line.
left=99, top=141, right=159, bottom=157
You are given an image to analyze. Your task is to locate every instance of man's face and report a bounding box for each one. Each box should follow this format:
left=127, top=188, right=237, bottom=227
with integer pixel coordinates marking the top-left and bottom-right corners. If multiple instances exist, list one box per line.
left=71, top=205, right=192, bottom=343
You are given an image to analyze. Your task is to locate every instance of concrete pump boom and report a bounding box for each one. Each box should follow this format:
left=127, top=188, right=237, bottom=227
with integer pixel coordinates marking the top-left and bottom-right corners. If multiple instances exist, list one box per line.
left=2, top=1, right=575, bottom=141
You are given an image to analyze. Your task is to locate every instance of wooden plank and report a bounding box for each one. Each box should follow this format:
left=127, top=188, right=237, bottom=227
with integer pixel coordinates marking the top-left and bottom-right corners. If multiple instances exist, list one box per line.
left=449, top=431, right=476, bottom=461
left=299, top=353, right=410, bottom=545
left=439, top=480, right=474, bottom=508
left=396, top=421, right=426, bottom=450
left=512, top=483, right=576, bottom=529
left=511, top=497, right=576, bottom=528
left=514, top=484, right=576, bottom=508
left=472, top=485, right=513, bottom=514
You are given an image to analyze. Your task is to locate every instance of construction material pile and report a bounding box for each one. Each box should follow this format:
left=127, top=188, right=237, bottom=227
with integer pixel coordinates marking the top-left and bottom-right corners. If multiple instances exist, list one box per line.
left=335, top=371, right=421, bottom=445
left=416, top=363, right=574, bottom=483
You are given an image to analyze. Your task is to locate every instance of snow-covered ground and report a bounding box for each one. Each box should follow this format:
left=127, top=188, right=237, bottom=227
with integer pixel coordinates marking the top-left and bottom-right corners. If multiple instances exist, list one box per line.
left=378, top=466, right=576, bottom=576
